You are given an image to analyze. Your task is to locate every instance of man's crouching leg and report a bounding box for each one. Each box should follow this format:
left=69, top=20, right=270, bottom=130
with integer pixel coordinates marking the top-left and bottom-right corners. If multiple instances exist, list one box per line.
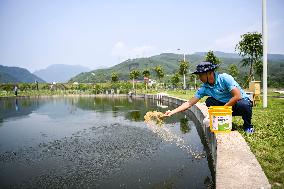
left=233, top=98, right=254, bottom=133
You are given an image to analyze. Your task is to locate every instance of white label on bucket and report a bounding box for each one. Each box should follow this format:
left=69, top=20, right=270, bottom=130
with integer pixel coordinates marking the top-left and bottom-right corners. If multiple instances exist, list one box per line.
left=212, top=115, right=232, bottom=131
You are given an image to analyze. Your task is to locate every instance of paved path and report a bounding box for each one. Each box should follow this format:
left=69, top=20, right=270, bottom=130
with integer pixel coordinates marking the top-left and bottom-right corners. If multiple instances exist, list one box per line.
left=216, top=131, right=271, bottom=189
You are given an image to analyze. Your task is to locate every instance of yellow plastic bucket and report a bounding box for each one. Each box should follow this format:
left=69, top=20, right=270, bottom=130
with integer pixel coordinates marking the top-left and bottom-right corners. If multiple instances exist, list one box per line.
left=208, top=106, right=232, bottom=133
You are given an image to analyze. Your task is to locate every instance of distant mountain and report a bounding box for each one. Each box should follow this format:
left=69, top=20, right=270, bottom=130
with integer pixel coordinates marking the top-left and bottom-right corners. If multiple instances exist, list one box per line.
left=267, top=54, right=284, bottom=61
left=33, top=64, right=90, bottom=83
left=69, top=52, right=243, bottom=83
left=0, top=65, right=45, bottom=83
left=194, top=51, right=241, bottom=59
left=70, top=53, right=186, bottom=83
left=70, top=51, right=284, bottom=87
left=195, top=51, right=284, bottom=61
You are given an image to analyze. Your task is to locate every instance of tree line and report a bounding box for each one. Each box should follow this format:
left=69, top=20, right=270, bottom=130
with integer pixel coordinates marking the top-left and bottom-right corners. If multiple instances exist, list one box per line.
left=109, top=31, right=266, bottom=91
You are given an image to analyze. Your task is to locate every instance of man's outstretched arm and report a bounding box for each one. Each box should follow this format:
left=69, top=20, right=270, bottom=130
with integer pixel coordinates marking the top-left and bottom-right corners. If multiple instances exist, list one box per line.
left=164, top=97, right=200, bottom=117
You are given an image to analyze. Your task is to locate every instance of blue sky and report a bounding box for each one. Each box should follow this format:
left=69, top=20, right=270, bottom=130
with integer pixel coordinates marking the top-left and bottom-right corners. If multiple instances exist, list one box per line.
left=0, top=0, right=283, bottom=72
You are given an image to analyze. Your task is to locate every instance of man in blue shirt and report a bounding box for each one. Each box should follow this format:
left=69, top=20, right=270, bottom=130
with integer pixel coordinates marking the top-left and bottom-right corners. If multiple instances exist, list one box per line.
left=164, top=61, right=254, bottom=134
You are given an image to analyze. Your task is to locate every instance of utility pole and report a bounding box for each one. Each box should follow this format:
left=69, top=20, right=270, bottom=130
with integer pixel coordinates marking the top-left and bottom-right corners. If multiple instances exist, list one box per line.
left=177, top=49, right=187, bottom=90
left=262, top=0, right=267, bottom=108
left=183, top=53, right=186, bottom=90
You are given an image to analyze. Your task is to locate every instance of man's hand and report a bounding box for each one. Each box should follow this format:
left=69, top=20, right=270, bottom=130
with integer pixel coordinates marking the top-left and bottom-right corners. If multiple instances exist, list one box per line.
left=203, top=114, right=210, bottom=127
left=163, top=110, right=173, bottom=117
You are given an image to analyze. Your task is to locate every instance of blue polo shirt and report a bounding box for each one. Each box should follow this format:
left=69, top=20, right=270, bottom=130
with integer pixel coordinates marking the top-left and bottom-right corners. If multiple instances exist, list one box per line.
left=194, top=73, right=249, bottom=103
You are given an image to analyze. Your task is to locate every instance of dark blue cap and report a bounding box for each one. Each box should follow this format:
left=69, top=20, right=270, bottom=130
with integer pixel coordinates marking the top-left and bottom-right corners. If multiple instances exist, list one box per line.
left=192, top=61, right=218, bottom=74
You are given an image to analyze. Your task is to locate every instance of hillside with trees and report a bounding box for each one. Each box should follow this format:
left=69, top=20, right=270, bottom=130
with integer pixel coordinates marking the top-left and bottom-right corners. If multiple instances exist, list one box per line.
left=69, top=52, right=284, bottom=88
left=0, top=65, right=45, bottom=83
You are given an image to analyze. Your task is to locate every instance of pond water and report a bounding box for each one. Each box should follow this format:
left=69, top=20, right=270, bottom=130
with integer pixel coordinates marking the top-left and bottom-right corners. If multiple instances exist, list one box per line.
left=0, top=96, right=213, bottom=188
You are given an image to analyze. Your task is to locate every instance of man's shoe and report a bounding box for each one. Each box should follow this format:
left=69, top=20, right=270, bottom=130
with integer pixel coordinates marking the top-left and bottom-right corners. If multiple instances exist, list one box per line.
left=244, top=127, right=254, bottom=134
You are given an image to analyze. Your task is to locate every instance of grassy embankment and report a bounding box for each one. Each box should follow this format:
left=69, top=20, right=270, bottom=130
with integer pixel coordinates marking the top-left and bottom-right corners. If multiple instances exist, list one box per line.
left=234, top=95, right=284, bottom=189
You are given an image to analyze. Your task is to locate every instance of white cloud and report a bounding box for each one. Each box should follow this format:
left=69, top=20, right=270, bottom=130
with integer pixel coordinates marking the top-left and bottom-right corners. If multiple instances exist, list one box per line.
left=111, top=41, right=128, bottom=57
left=210, top=20, right=284, bottom=54
left=267, top=19, right=284, bottom=53
left=111, top=41, right=157, bottom=61
left=212, top=32, right=242, bottom=52
left=132, top=45, right=156, bottom=58
left=268, top=20, right=283, bottom=39
left=211, top=24, right=261, bottom=52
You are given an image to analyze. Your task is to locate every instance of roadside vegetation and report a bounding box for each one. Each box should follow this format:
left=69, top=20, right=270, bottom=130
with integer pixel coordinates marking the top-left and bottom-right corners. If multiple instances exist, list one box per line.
left=0, top=82, right=134, bottom=97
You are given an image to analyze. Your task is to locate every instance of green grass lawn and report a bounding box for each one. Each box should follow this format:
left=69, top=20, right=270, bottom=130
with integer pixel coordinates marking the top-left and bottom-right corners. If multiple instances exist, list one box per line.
left=234, top=97, right=284, bottom=188
left=154, top=90, right=204, bottom=102
left=166, top=90, right=284, bottom=188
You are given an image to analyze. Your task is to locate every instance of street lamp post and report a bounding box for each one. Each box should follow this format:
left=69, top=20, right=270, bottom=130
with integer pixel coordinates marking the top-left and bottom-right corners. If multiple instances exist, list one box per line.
left=177, top=49, right=187, bottom=90
left=194, top=73, right=197, bottom=90
left=177, top=48, right=185, bottom=62
left=262, top=0, right=267, bottom=108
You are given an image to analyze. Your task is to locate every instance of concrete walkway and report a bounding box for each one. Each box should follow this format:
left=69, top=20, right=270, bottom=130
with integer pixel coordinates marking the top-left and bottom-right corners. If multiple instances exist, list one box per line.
left=216, top=131, right=271, bottom=189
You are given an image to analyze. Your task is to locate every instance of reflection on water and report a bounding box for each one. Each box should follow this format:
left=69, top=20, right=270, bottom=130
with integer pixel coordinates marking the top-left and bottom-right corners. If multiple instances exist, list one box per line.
left=15, top=99, right=19, bottom=111
left=156, top=100, right=168, bottom=108
left=180, top=116, right=190, bottom=134
left=0, top=97, right=42, bottom=123
left=128, top=110, right=141, bottom=121
left=0, top=96, right=213, bottom=188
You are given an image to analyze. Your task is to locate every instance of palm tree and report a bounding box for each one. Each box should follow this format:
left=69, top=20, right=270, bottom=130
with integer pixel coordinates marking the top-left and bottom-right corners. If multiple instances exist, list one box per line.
left=205, top=50, right=221, bottom=65
left=142, top=69, right=150, bottom=91
left=129, top=70, right=140, bottom=94
left=154, top=65, right=165, bottom=90
left=171, top=72, right=180, bottom=89
left=111, top=72, right=119, bottom=82
left=178, top=60, right=189, bottom=90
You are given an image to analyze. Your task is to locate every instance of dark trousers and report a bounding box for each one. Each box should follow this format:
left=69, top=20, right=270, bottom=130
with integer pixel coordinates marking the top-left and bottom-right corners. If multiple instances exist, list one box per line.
left=205, top=97, right=253, bottom=128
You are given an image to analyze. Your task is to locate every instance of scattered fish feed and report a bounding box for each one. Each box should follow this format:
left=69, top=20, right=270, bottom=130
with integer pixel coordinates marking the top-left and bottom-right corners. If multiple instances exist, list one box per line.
left=144, top=111, right=206, bottom=160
